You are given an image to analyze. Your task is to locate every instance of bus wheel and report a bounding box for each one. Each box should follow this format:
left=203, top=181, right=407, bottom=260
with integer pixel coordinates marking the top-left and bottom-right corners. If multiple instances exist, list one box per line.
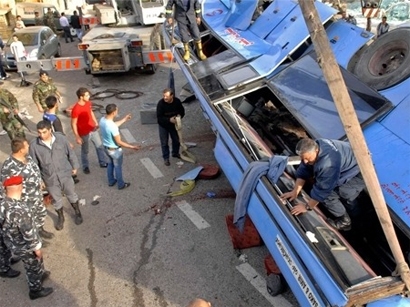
left=350, top=28, right=410, bottom=90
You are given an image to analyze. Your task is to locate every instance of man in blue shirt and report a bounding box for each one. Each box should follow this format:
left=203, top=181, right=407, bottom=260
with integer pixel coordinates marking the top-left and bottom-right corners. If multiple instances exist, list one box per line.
left=99, top=104, right=140, bottom=190
left=281, top=138, right=365, bottom=231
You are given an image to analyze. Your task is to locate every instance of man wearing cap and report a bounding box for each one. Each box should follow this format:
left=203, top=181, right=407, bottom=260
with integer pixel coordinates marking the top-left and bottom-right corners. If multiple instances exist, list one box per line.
left=1, top=137, right=54, bottom=242
left=29, top=120, right=83, bottom=231
left=0, top=87, right=25, bottom=140
left=0, top=175, right=53, bottom=299
left=32, top=71, right=62, bottom=113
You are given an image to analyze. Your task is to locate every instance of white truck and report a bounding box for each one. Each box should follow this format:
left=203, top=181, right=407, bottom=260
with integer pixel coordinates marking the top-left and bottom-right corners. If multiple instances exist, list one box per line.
left=78, top=0, right=170, bottom=74
left=16, top=0, right=171, bottom=76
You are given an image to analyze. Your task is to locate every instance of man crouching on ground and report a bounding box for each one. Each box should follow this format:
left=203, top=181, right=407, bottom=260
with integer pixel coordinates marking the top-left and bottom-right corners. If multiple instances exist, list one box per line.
left=29, top=120, right=83, bottom=231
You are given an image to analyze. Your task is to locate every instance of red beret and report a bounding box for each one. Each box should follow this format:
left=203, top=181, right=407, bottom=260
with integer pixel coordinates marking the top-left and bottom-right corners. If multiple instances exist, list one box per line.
left=3, top=176, right=23, bottom=187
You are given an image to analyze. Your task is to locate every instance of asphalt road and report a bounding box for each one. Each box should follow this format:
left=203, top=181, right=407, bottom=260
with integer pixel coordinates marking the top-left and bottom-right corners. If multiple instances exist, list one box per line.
left=0, top=35, right=299, bottom=307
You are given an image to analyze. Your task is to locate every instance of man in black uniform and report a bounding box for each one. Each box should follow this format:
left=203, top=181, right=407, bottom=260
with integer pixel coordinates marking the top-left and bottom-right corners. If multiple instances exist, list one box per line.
left=165, top=0, right=207, bottom=61
left=156, top=88, right=185, bottom=166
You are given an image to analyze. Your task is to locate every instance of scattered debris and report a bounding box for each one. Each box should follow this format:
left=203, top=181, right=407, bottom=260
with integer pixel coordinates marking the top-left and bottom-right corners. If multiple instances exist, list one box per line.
left=238, top=254, right=248, bottom=263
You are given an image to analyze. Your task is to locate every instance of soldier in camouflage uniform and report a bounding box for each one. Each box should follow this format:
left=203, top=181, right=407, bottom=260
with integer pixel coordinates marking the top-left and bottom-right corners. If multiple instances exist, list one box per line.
left=0, top=88, right=25, bottom=140
left=0, top=176, right=53, bottom=299
left=32, top=70, right=62, bottom=113
left=34, top=12, right=44, bottom=26
left=44, top=8, right=57, bottom=34
left=1, top=137, right=54, bottom=242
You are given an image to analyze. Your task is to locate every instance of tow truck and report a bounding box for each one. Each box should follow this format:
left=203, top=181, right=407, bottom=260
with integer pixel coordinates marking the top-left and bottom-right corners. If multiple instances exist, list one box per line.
left=164, top=0, right=410, bottom=306
left=16, top=0, right=172, bottom=76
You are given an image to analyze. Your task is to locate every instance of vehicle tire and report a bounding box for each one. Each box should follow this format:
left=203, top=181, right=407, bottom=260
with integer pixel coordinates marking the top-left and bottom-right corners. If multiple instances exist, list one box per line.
left=266, top=274, right=286, bottom=296
left=350, top=28, right=410, bottom=90
left=145, top=64, right=156, bottom=75
left=56, top=44, right=62, bottom=57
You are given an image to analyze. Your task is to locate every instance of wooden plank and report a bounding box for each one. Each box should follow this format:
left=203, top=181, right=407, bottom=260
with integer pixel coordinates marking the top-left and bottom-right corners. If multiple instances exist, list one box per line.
left=298, top=0, right=410, bottom=292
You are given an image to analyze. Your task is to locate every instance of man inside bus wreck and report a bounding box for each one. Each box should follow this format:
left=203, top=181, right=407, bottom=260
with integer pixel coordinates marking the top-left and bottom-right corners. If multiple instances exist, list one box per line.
left=281, top=138, right=365, bottom=231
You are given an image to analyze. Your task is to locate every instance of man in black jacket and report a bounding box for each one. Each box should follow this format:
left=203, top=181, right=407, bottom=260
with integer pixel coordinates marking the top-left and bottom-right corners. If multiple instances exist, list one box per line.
left=156, top=88, right=185, bottom=166
left=165, top=0, right=207, bottom=61
left=70, top=10, right=83, bottom=41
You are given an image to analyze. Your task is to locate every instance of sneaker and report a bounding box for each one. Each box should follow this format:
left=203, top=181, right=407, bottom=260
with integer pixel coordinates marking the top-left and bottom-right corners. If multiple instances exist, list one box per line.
left=0, top=130, right=7, bottom=136
left=328, top=213, right=352, bottom=231
left=83, top=167, right=90, bottom=174
left=108, top=180, right=117, bottom=187
left=100, top=163, right=108, bottom=168
left=118, top=182, right=130, bottom=190
left=164, top=159, right=170, bottom=166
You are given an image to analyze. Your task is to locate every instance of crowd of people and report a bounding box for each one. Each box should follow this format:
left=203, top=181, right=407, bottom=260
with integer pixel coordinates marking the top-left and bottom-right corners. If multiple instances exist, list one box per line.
left=0, top=71, right=192, bottom=300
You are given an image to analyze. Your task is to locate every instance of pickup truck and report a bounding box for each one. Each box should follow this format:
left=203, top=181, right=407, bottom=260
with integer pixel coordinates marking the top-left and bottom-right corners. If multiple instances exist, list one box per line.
left=164, top=0, right=410, bottom=306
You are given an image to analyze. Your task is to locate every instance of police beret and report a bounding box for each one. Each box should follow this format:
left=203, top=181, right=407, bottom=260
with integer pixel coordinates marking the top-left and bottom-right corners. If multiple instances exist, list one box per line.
left=3, top=176, right=23, bottom=187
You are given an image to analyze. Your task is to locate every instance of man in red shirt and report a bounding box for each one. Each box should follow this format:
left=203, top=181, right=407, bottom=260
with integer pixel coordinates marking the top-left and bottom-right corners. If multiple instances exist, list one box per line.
left=71, top=88, right=107, bottom=174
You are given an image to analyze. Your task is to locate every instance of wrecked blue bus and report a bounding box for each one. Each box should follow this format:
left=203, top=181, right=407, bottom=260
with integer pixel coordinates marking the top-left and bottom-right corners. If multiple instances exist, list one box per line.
left=164, top=0, right=410, bottom=306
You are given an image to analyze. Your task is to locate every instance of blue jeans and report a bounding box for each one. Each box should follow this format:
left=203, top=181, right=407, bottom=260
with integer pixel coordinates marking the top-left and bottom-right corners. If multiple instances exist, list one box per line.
left=81, top=130, right=107, bottom=169
left=104, top=147, right=125, bottom=189
left=75, top=28, right=83, bottom=40
left=159, top=125, right=180, bottom=160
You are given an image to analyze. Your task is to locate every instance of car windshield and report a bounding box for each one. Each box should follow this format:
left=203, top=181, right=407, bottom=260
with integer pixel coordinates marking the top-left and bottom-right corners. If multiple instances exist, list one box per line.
left=7, top=33, right=38, bottom=46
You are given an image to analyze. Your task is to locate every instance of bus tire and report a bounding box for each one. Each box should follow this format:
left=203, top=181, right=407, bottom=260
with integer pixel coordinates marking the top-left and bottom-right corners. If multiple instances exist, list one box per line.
left=351, top=28, right=410, bottom=90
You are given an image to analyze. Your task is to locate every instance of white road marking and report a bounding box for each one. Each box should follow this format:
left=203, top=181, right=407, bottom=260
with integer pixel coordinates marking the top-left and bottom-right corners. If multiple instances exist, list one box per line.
left=236, top=263, right=294, bottom=307
left=140, top=158, right=163, bottom=179
left=120, top=128, right=136, bottom=143
left=176, top=200, right=210, bottom=230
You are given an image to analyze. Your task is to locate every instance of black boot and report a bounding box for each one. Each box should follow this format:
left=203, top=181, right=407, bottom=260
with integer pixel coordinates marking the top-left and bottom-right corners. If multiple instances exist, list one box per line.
left=0, top=267, right=20, bottom=278
left=55, top=208, right=65, bottom=231
left=71, top=201, right=83, bottom=225
left=10, top=255, right=21, bottom=264
left=29, top=287, right=54, bottom=300
left=39, top=226, right=54, bottom=240
left=328, top=212, right=352, bottom=231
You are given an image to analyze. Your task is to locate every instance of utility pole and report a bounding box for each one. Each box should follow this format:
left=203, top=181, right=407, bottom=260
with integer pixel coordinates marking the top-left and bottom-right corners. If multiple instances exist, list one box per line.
left=298, top=0, right=410, bottom=294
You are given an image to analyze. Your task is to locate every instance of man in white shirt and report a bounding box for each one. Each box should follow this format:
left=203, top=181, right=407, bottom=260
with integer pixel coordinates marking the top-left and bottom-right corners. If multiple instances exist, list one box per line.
left=10, top=35, right=26, bottom=61
left=59, top=12, right=73, bottom=43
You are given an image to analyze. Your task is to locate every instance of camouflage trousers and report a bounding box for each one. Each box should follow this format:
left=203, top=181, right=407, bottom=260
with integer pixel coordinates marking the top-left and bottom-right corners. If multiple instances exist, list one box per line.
left=19, top=251, right=45, bottom=291
left=0, top=236, right=12, bottom=273
left=2, top=118, right=25, bottom=141
left=29, top=199, right=47, bottom=229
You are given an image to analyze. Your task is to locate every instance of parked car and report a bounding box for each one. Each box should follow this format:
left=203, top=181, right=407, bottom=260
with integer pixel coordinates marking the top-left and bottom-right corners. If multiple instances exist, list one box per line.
left=2, top=26, right=61, bottom=70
